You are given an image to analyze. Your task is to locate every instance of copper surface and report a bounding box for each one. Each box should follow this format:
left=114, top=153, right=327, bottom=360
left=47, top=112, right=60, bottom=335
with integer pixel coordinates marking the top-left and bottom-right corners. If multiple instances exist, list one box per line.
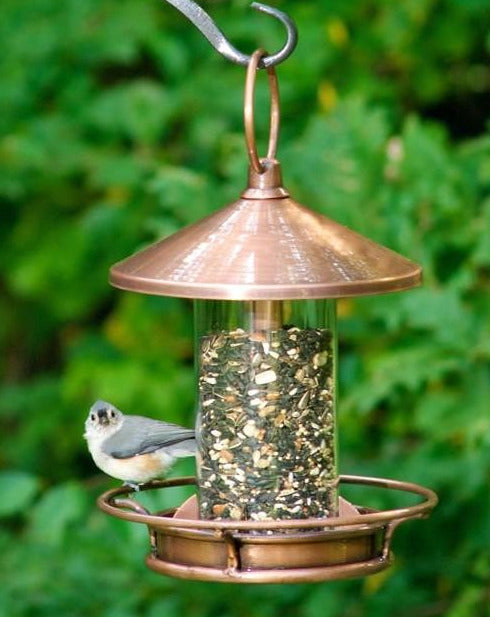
left=110, top=182, right=422, bottom=299
left=110, top=49, right=422, bottom=300
left=99, top=475, right=437, bottom=530
left=241, top=159, right=289, bottom=199
left=145, top=554, right=392, bottom=584
left=98, top=475, right=437, bottom=584
left=154, top=524, right=383, bottom=570
left=244, top=49, right=280, bottom=173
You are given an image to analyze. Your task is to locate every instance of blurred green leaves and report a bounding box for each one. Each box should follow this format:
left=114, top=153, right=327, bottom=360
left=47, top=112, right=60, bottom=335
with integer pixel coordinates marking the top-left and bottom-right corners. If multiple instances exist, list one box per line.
left=28, top=482, right=89, bottom=546
left=0, top=472, right=40, bottom=517
left=0, top=0, right=489, bottom=616
left=86, top=80, right=177, bottom=144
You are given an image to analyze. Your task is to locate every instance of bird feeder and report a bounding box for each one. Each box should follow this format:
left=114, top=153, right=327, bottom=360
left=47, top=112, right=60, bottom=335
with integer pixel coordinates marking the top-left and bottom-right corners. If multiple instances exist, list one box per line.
left=98, top=1, right=437, bottom=584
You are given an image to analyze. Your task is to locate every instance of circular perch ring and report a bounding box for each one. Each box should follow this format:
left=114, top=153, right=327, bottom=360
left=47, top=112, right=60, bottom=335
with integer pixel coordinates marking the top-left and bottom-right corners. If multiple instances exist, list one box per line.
left=97, top=475, right=437, bottom=584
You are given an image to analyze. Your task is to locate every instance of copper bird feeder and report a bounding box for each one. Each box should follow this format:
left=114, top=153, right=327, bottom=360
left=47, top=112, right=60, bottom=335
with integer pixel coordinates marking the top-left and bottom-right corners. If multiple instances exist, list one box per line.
left=98, top=0, right=437, bottom=584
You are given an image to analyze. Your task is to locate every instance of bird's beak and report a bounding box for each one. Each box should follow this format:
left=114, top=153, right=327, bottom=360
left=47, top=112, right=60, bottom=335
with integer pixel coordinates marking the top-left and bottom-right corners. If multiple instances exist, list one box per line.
left=97, top=409, right=110, bottom=425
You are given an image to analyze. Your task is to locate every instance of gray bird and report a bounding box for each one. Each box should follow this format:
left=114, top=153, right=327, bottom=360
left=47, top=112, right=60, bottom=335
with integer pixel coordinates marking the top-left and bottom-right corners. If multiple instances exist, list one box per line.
left=84, top=400, right=196, bottom=489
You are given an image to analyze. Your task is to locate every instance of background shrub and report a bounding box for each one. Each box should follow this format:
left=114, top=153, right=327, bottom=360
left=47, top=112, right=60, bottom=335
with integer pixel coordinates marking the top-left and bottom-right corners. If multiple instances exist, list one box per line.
left=1, top=1, right=489, bottom=615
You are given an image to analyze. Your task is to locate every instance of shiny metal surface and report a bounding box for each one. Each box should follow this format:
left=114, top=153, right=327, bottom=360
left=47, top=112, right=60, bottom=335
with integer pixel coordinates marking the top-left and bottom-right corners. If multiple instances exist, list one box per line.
left=145, top=554, right=392, bottom=584
left=98, top=475, right=437, bottom=584
left=111, top=47, right=421, bottom=301
left=244, top=50, right=280, bottom=173
left=98, top=475, right=437, bottom=531
left=163, top=1, right=298, bottom=68
left=110, top=162, right=422, bottom=300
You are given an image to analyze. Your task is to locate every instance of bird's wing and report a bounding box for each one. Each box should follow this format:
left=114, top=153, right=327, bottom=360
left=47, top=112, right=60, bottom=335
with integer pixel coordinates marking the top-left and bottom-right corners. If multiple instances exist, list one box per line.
left=102, top=416, right=196, bottom=459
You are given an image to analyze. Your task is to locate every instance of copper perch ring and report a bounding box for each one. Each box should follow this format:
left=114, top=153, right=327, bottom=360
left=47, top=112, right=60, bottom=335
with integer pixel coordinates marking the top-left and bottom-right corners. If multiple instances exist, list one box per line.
left=244, top=49, right=281, bottom=174
left=98, top=474, right=438, bottom=532
left=97, top=475, right=438, bottom=584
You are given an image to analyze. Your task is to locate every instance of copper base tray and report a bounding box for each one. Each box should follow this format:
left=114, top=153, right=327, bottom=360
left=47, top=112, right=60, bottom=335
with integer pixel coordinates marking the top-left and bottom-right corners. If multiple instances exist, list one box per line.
left=98, top=475, right=437, bottom=584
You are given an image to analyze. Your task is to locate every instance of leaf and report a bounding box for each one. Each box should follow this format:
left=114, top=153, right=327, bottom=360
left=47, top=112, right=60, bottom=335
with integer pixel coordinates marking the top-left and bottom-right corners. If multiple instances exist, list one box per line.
left=85, top=80, right=176, bottom=144
left=398, top=287, right=472, bottom=346
left=28, top=482, right=89, bottom=546
left=0, top=471, right=40, bottom=517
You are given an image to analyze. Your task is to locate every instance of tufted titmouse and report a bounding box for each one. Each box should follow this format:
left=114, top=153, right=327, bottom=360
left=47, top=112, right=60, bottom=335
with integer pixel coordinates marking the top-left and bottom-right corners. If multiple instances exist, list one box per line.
left=84, top=400, right=196, bottom=489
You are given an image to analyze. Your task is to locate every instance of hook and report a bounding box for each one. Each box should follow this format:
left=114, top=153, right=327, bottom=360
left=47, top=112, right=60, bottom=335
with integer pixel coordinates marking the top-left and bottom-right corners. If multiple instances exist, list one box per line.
left=163, top=0, right=298, bottom=68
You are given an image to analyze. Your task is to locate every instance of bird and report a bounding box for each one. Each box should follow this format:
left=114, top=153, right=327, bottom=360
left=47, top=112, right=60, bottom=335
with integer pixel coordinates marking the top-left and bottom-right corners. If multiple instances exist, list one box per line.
left=84, top=400, right=196, bottom=490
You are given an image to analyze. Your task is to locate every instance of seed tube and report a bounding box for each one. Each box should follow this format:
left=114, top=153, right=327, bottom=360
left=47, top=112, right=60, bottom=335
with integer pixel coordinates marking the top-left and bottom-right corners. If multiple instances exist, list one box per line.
left=195, top=300, right=338, bottom=525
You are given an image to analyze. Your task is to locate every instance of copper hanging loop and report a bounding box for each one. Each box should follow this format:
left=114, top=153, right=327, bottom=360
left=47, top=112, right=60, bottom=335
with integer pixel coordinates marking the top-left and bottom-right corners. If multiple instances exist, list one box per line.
left=244, top=49, right=280, bottom=174
left=163, top=1, right=298, bottom=68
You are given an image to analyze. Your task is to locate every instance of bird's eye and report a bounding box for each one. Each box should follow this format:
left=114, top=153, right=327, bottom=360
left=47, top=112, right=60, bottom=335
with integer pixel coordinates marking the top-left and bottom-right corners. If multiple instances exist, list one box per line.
left=90, top=413, right=96, bottom=421
left=109, top=409, right=115, bottom=418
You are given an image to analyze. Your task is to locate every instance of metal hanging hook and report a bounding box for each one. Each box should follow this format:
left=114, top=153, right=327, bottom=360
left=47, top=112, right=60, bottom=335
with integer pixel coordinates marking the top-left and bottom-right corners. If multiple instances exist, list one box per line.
left=163, top=0, right=298, bottom=68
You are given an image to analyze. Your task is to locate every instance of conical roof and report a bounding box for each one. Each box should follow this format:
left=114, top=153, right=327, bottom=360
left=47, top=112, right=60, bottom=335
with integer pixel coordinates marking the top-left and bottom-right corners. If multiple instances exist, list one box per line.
left=110, top=163, right=421, bottom=300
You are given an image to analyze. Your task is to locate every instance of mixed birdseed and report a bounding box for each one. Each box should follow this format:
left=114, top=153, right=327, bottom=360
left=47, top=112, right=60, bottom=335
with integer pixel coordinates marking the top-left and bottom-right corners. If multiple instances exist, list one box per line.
left=197, top=326, right=337, bottom=524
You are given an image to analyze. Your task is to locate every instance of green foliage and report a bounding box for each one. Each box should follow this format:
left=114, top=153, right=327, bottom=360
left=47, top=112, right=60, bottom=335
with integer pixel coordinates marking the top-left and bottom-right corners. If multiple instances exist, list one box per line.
left=1, top=0, right=489, bottom=615
left=0, top=471, right=40, bottom=516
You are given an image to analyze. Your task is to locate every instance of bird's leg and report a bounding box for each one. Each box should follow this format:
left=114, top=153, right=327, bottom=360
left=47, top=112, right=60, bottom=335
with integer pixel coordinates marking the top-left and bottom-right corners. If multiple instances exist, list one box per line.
left=122, top=481, right=141, bottom=492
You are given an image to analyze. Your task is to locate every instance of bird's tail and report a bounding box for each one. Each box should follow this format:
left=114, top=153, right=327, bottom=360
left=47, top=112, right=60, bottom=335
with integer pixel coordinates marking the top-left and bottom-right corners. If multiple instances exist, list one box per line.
left=167, top=438, right=196, bottom=458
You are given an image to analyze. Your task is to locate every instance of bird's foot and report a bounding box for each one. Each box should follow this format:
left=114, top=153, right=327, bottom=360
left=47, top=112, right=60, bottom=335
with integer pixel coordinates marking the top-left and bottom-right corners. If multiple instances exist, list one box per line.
left=122, top=481, right=141, bottom=492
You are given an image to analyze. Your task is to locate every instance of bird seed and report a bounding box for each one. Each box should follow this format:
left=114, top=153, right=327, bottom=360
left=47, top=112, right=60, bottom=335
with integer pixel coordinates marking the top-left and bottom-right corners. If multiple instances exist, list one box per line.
left=197, top=326, right=337, bottom=527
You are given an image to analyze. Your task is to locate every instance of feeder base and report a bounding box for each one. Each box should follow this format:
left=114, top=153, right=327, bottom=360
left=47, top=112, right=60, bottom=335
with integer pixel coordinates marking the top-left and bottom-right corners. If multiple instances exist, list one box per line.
left=97, top=475, right=437, bottom=584
left=145, top=553, right=392, bottom=584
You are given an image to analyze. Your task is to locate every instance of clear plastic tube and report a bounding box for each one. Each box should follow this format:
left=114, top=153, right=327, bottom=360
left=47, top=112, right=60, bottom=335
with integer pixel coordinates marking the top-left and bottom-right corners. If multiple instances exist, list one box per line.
left=195, top=300, right=338, bottom=523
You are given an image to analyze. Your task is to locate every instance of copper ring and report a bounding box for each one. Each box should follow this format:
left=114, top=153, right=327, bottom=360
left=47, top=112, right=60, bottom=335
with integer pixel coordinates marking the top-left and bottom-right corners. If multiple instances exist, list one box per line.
left=97, top=475, right=437, bottom=584
left=98, top=474, right=438, bottom=531
left=244, top=49, right=281, bottom=174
